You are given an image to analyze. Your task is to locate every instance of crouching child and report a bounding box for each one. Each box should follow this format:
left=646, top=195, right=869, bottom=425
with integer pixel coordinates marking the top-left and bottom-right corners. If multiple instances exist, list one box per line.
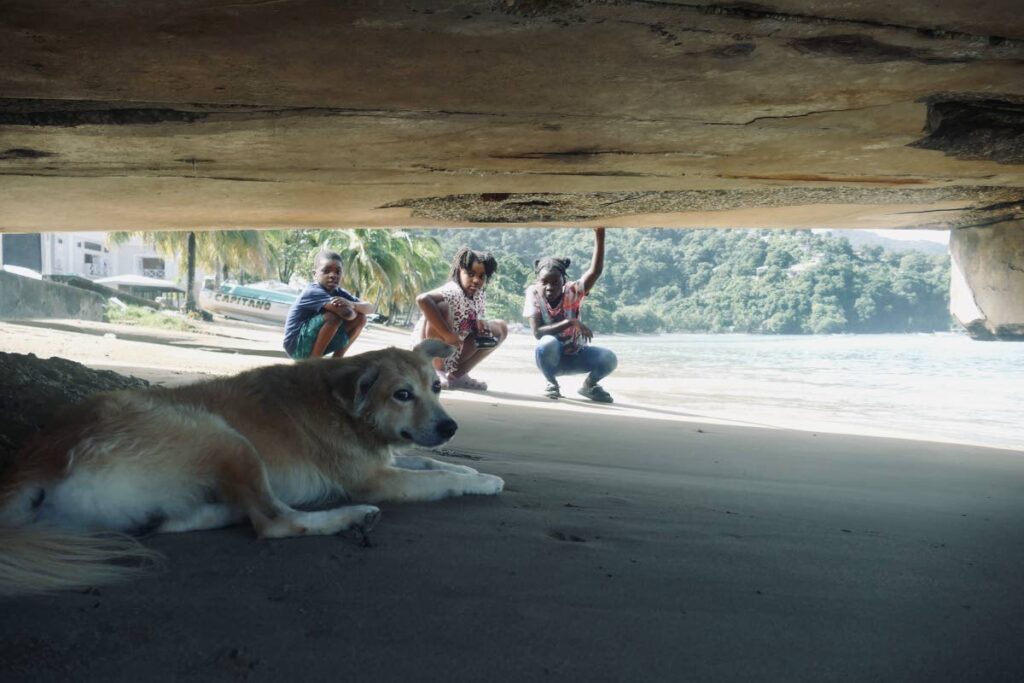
left=524, top=228, right=617, bottom=402
left=283, top=250, right=375, bottom=360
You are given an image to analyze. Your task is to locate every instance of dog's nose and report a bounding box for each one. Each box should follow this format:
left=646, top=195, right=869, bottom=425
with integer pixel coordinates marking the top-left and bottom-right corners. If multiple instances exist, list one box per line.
left=436, top=418, right=458, bottom=439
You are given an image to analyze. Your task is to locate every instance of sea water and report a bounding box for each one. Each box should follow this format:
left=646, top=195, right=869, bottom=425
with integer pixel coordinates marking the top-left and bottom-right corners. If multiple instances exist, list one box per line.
left=497, top=332, right=1024, bottom=451
left=594, top=333, right=1024, bottom=451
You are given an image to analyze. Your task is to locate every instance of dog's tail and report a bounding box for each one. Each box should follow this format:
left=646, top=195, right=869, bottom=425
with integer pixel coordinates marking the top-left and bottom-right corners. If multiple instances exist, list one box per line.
left=0, top=524, right=163, bottom=598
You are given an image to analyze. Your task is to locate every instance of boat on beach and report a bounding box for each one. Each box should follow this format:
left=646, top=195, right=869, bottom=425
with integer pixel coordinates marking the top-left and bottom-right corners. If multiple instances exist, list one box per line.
left=199, top=280, right=298, bottom=325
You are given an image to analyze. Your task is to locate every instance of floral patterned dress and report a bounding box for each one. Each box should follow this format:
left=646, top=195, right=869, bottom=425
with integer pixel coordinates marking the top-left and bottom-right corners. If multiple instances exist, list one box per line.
left=413, top=280, right=487, bottom=375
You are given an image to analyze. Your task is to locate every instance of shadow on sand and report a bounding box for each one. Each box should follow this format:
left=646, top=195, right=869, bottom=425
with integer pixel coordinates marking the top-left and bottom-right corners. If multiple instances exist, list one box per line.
left=5, top=319, right=289, bottom=359
left=444, top=387, right=743, bottom=424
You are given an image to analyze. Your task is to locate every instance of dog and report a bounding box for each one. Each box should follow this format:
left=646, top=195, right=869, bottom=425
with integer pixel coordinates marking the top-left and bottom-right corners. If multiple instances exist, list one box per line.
left=0, top=339, right=503, bottom=596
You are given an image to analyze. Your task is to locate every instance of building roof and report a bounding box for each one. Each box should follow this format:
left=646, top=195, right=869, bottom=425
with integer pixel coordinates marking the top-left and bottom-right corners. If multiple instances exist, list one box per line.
left=95, top=274, right=184, bottom=292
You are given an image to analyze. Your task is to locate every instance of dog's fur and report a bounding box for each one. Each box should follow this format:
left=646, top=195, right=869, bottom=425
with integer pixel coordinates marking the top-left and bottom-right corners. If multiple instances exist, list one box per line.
left=0, top=340, right=503, bottom=596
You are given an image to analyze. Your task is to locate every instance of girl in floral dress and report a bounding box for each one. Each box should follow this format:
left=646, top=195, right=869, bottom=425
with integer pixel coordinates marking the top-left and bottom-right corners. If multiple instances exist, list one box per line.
left=413, top=248, right=508, bottom=391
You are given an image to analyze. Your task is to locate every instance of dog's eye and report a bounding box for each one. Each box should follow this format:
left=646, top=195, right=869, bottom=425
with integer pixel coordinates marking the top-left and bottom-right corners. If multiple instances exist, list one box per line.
left=432, top=380, right=442, bottom=394
left=393, top=389, right=413, bottom=402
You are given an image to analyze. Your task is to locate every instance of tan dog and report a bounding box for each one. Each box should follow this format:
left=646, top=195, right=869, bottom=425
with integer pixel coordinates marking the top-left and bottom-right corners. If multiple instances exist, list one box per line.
left=0, top=340, right=503, bottom=596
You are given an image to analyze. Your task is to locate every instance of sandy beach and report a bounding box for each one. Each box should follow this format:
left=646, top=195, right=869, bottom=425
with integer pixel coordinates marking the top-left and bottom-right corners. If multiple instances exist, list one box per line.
left=1, top=317, right=1023, bottom=681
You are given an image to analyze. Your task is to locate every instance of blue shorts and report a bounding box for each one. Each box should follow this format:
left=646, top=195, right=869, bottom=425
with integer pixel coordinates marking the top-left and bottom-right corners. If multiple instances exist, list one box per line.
left=290, top=313, right=349, bottom=359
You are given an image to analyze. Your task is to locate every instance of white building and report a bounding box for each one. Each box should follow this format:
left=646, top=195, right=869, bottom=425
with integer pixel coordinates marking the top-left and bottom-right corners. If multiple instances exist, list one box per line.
left=0, top=232, right=181, bottom=283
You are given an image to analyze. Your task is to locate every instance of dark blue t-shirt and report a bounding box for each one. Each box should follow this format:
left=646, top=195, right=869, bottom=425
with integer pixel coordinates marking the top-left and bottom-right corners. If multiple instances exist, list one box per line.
left=283, top=283, right=358, bottom=356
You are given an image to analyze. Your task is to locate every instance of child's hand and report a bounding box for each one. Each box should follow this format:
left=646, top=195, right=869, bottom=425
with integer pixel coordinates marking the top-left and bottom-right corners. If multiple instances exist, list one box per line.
left=572, top=319, right=593, bottom=341
left=326, top=298, right=356, bottom=320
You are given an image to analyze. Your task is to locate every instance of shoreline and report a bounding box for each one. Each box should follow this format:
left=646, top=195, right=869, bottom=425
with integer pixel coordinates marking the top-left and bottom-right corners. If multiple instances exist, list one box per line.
left=0, top=317, right=1019, bottom=453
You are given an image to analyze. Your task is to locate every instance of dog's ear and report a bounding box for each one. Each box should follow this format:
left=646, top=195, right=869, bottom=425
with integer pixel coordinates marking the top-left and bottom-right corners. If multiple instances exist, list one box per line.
left=330, top=363, right=381, bottom=416
left=414, top=339, right=454, bottom=361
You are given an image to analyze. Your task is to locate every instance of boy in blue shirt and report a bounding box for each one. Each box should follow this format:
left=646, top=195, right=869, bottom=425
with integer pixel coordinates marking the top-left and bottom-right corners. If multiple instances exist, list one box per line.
left=283, top=251, right=375, bottom=360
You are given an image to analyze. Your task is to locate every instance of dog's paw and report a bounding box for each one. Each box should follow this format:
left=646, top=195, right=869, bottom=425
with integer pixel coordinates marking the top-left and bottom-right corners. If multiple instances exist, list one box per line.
left=355, top=505, right=381, bottom=533
left=467, top=473, right=504, bottom=496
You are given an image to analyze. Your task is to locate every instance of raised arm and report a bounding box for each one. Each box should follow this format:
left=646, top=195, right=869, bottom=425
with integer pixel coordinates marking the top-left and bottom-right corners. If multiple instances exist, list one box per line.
left=580, top=227, right=605, bottom=293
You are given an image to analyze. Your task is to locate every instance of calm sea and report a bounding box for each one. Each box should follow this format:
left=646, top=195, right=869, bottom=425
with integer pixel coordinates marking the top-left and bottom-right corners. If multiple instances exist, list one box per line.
left=511, top=333, right=1024, bottom=452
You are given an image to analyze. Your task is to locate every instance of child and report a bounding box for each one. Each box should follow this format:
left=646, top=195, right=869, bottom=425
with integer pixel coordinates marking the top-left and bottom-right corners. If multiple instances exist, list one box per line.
left=283, top=250, right=375, bottom=360
left=523, top=227, right=617, bottom=402
left=413, top=247, right=508, bottom=391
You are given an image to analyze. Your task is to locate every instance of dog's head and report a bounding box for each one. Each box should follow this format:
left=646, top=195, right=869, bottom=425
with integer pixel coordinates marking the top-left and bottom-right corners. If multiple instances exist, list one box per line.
left=329, top=340, right=457, bottom=447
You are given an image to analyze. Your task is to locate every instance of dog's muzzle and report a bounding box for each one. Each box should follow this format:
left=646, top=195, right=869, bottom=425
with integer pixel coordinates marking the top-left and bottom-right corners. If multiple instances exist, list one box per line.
left=436, top=418, right=458, bottom=440
left=399, top=417, right=457, bottom=446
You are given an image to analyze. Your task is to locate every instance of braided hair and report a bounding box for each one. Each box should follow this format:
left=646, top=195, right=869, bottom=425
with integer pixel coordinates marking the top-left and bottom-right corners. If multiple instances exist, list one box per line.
left=449, top=247, right=498, bottom=284
left=533, top=256, right=571, bottom=280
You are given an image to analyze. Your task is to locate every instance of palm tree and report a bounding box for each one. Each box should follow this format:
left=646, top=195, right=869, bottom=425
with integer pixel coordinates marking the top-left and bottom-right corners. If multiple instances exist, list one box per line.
left=109, top=230, right=270, bottom=312
left=193, top=228, right=444, bottom=323
left=290, top=228, right=445, bottom=323
left=335, top=229, right=404, bottom=304
left=265, top=230, right=318, bottom=286
left=201, top=230, right=273, bottom=285
left=387, top=230, right=445, bottom=322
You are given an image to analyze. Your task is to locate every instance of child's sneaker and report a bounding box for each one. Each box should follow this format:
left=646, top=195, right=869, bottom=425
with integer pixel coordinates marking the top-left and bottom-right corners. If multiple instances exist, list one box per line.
left=447, top=374, right=488, bottom=391
left=578, top=383, right=613, bottom=403
left=544, top=381, right=561, bottom=399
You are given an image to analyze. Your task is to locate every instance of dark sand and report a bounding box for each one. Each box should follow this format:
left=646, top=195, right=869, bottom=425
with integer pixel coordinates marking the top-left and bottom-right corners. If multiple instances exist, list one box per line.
left=1, top=320, right=1023, bottom=681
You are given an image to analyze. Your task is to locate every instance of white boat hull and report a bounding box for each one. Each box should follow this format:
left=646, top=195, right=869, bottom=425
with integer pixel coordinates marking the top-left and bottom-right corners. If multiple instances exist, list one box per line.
left=200, top=289, right=292, bottom=325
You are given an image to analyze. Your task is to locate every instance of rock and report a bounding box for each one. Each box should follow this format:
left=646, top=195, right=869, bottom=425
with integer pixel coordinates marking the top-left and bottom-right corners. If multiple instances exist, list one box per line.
left=1, top=2, right=1022, bottom=231
left=949, top=222, right=1024, bottom=340
left=0, top=353, right=147, bottom=466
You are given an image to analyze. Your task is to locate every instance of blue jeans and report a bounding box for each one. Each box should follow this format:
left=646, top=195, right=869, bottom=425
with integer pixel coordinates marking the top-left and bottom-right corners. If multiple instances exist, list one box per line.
left=534, top=335, right=618, bottom=385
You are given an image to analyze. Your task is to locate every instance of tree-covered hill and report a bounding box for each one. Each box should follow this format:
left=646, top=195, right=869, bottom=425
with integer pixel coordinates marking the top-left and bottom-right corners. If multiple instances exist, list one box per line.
left=417, top=228, right=952, bottom=335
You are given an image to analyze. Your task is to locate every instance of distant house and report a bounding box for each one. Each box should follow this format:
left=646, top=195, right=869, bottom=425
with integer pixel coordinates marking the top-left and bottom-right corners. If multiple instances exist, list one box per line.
left=0, top=232, right=181, bottom=283
left=787, top=254, right=823, bottom=277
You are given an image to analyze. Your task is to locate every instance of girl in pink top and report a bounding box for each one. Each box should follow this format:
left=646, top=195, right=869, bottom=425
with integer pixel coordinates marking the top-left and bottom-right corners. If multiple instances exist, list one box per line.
left=523, top=228, right=617, bottom=402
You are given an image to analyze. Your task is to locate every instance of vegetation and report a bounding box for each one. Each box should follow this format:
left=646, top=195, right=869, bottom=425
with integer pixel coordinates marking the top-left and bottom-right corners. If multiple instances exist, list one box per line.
left=416, top=228, right=952, bottom=335
left=113, top=227, right=951, bottom=335
left=105, top=304, right=200, bottom=332
left=107, top=228, right=445, bottom=324
left=264, top=229, right=447, bottom=323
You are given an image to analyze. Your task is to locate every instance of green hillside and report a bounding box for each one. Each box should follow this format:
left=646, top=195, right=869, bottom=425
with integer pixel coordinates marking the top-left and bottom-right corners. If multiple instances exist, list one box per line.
left=417, top=228, right=952, bottom=335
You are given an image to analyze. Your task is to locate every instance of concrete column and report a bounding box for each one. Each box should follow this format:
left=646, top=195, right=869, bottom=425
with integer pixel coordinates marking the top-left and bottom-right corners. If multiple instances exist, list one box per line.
left=40, top=233, right=53, bottom=275
left=950, top=221, right=1024, bottom=340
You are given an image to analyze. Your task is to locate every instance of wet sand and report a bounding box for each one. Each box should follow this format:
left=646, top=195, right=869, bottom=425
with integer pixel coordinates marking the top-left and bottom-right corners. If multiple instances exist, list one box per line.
left=1, top=318, right=1022, bottom=681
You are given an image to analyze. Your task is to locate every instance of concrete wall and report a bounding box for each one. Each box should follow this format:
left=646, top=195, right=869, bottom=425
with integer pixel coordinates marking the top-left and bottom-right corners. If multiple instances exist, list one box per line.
left=46, top=274, right=164, bottom=310
left=0, top=270, right=106, bottom=321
